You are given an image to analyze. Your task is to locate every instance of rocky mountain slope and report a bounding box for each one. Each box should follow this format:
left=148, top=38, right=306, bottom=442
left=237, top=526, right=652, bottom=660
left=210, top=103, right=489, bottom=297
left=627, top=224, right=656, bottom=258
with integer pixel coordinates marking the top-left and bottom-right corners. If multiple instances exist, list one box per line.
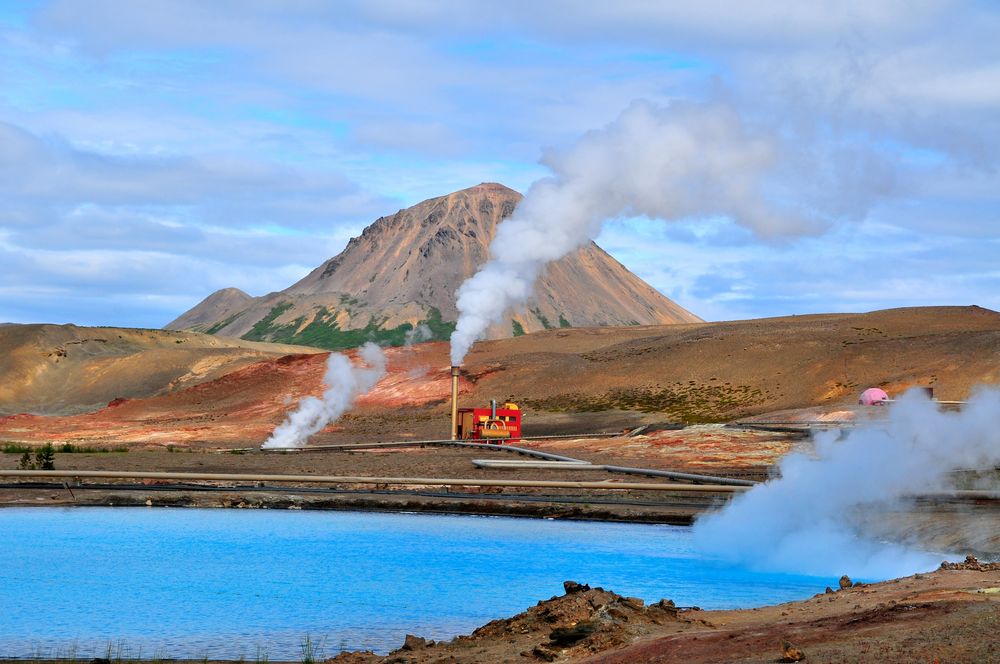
left=166, top=183, right=700, bottom=349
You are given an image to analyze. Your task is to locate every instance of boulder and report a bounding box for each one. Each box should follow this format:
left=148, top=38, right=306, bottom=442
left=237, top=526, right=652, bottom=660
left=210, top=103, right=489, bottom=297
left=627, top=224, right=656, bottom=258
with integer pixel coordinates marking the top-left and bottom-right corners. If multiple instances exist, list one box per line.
left=401, top=634, right=427, bottom=650
left=781, top=639, right=807, bottom=662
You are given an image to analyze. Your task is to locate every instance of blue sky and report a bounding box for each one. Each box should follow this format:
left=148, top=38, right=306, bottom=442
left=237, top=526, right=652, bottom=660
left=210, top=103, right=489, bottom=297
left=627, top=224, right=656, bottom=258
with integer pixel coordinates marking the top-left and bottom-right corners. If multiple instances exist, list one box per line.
left=1, top=1, right=999, bottom=327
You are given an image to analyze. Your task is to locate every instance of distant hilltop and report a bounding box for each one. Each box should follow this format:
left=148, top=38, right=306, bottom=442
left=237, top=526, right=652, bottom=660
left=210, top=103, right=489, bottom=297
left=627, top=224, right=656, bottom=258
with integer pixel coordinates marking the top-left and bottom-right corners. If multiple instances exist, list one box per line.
left=166, top=183, right=701, bottom=350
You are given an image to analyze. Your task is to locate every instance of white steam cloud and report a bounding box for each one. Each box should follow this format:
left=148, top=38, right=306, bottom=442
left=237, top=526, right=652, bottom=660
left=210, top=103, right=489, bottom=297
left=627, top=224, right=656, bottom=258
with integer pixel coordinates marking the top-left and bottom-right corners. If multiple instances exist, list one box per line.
left=261, top=342, right=387, bottom=450
left=404, top=322, right=432, bottom=348
left=693, top=389, right=1000, bottom=579
left=449, top=99, right=841, bottom=366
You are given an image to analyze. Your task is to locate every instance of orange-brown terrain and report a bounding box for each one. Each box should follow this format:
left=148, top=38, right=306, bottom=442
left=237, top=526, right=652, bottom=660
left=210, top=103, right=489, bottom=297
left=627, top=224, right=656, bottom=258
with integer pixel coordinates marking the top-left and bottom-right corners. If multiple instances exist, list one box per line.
left=3, top=305, right=999, bottom=450
left=0, top=323, right=323, bottom=417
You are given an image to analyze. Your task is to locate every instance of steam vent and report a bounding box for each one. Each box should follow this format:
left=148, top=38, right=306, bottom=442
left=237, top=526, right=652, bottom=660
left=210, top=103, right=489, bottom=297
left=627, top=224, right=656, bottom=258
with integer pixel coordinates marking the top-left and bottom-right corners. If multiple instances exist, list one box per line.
left=167, top=183, right=701, bottom=350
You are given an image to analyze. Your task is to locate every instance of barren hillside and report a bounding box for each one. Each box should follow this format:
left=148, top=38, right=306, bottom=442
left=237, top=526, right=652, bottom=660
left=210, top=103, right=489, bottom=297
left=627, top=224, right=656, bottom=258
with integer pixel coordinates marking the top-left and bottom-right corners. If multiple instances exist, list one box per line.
left=3, top=306, right=998, bottom=446
left=0, top=324, right=322, bottom=416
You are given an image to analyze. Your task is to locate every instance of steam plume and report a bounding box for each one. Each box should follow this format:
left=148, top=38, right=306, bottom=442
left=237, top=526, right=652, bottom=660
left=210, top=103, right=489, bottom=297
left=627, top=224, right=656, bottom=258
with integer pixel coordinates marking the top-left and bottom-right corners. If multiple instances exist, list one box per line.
left=450, top=100, right=830, bottom=366
left=693, top=389, right=1000, bottom=578
left=404, top=322, right=432, bottom=348
left=261, top=342, right=387, bottom=449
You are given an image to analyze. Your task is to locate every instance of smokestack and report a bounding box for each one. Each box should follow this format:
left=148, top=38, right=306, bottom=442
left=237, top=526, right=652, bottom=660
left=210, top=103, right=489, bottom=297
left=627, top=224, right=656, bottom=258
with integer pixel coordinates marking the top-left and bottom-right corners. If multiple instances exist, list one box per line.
left=490, top=399, right=497, bottom=419
left=450, top=366, right=460, bottom=440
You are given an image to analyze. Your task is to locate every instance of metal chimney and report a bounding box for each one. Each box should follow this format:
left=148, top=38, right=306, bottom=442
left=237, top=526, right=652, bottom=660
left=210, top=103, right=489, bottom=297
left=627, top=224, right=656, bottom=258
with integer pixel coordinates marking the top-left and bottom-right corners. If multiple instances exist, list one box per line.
left=450, top=366, right=460, bottom=440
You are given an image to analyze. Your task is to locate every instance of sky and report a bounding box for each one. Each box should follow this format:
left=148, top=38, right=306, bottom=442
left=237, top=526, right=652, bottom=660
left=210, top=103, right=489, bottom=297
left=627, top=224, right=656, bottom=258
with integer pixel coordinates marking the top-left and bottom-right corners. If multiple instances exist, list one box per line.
left=1, top=1, right=999, bottom=327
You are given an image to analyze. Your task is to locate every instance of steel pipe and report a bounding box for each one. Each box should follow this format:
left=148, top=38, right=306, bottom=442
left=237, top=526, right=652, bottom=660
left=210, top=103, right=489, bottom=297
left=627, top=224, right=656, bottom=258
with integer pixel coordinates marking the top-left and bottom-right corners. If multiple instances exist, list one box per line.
left=0, top=469, right=747, bottom=493
left=450, top=365, right=460, bottom=440
left=470, top=459, right=756, bottom=486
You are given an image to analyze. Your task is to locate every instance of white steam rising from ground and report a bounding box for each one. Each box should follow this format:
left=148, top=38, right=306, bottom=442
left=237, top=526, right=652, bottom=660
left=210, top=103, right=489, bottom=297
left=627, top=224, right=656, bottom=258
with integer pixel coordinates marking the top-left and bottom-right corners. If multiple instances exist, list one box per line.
left=261, top=342, right=387, bottom=450
left=449, top=99, right=883, bottom=365
left=693, top=389, right=1000, bottom=579
left=404, top=322, right=432, bottom=348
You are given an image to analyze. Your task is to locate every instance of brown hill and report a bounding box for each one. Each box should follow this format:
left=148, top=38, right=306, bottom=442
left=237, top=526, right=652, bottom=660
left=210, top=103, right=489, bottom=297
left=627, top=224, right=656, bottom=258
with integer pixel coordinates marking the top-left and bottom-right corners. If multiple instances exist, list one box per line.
left=4, top=306, right=998, bottom=445
left=0, top=324, right=322, bottom=416
left=166, top=183, right=700, bottom=349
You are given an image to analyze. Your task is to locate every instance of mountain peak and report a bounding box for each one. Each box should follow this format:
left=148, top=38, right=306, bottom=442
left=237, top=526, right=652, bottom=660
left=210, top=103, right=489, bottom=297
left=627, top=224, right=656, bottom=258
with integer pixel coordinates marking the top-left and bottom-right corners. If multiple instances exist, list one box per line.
left=166, top=287, right=252, bottom=330
left=462, top=182, right=518, bottom=194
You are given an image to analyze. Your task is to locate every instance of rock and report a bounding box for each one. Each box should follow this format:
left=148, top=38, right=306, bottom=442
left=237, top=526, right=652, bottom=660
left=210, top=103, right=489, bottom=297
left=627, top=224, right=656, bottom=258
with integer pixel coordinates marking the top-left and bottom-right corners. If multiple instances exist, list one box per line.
left=550, top=620, right=598, bottom=645
left=940, top=555, right=1000, bottom=571
left=621, top=596, right=645, bottom=610
left=650, top=599, right=679, bottom=618
left=563, top=580, right=590, bottom=594
left=531, top=645, right=558, bottom=661
left=607, top=607, right=630, bottom=622
left=825, top=587, right=834, bottom=594
left=401, top=634, right=427, bottom=650
left=781, top=639, right=807, bottom=662
left=839, top=575, right=853, bottom=590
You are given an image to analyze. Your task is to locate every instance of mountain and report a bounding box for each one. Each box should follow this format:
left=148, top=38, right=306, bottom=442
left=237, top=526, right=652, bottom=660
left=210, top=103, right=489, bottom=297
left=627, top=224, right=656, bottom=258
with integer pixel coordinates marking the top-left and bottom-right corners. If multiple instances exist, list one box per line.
left=166, top=183, right=701, bottom=349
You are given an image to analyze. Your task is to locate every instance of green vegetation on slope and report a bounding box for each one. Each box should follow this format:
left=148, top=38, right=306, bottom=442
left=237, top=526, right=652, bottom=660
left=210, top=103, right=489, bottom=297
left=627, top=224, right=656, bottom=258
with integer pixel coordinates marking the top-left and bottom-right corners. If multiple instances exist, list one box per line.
left=204, top=310, right=246, bottom=335
left=512, top=320, right=526, bottom=336
left=243, top=302, right=294, bottom=340
left=533, top=307, right=553, bottom=330
left=240, top=302, right=456, bottom=351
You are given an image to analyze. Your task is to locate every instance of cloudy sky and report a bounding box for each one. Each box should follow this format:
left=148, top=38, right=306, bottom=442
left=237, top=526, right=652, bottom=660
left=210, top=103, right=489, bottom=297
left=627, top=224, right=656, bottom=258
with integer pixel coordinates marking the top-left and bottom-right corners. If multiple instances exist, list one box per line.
left=2, top=1, right=998, bottom=327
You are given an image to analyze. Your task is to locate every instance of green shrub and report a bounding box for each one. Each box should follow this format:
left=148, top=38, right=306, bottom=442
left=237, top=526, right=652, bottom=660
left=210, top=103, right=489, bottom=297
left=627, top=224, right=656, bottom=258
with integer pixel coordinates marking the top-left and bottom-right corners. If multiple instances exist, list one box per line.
left=35, top=443, right=55, bottom=470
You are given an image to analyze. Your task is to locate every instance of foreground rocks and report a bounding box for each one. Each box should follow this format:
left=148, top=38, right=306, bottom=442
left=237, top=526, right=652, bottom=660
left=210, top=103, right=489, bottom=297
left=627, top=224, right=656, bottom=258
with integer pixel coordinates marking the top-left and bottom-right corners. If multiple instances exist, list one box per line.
left=328, top=567, right=1000, bottom=664
left=326, top=580, right=693, bottom=664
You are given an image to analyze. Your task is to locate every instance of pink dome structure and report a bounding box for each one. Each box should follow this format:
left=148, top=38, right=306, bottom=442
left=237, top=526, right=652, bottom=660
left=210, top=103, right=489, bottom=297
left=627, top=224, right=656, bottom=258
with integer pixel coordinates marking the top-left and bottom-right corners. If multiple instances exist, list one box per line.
left=858, top=387, right=890, bottom=406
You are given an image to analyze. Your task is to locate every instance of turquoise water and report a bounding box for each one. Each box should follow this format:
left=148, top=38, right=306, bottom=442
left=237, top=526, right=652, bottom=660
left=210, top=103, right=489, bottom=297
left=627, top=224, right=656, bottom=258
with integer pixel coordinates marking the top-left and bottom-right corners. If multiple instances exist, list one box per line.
left=1, top=507, right=836, bottom=658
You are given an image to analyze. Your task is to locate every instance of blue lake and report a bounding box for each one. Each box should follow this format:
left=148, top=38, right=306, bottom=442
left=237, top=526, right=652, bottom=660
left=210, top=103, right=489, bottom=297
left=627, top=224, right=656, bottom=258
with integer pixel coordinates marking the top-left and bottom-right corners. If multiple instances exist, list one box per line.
left=1, top=507, right=838, bottom=659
